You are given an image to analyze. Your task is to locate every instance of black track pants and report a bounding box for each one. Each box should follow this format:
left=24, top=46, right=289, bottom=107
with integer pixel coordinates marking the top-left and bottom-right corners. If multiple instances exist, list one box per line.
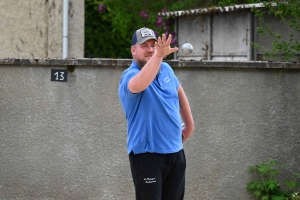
left=129, top=149, right=186, bottom=200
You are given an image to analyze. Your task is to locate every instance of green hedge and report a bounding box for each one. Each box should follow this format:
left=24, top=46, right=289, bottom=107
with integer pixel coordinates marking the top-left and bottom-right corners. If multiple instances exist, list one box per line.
left=84, top=0, right=260, bottom=58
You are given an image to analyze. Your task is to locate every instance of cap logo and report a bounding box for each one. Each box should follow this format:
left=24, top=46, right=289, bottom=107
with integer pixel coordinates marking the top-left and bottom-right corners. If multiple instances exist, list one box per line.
left=140, top=29, right=154, bottom=38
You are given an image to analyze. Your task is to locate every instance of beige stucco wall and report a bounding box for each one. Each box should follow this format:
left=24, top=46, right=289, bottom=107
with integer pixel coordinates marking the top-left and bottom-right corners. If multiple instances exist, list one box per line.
left=1, top=59, right=300, bottom=199
left=0, top=0, right=84, bottom=59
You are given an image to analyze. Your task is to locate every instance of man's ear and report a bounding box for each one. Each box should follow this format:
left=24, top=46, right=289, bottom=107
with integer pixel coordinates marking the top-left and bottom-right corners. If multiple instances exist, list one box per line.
left=131, top=45, right=136, bottom=55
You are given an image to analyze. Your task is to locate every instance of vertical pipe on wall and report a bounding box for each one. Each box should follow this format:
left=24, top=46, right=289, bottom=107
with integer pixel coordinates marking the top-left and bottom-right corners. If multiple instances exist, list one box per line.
left=247, top=12, right=253, bottom=61
left=208, top=15, right=212, bottom=60
left=174, top=17, right=178, bottom=60
left=63, top=0, right=69, bottom=59
left=252, top=12, right=258, bottom=61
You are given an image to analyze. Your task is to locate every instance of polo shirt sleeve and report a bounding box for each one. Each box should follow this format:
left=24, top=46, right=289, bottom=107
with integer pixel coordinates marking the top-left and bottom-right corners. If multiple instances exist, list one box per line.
left=119, top=69, right=139, bottom=97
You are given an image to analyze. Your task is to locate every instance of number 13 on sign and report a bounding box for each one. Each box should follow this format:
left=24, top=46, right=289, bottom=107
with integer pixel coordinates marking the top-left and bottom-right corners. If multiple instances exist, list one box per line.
left=51, top=69, right=68, bottom=82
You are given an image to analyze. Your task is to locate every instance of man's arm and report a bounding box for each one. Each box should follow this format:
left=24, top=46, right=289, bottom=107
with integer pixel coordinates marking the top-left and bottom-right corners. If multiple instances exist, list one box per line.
left=128, top=34, right=178, bottom=93
left=178, top=85, right=194, bottom=142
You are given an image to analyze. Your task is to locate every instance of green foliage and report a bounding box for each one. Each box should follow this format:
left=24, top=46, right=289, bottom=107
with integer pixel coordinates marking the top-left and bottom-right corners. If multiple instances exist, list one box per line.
left=85, top=0, right=261, bottom=58
left=251, top=0, right=300, bottom=61
left=247, top=159, right=300, bottom=200
left=217, top=0, right=259, bottom=7
left=85, top=0, right=131, bottom=58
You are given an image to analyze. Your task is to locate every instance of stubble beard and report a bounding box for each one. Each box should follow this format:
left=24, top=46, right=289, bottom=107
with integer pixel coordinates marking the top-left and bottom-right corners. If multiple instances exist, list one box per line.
left=136, top=59, right=146, bottom=69
left=136, top=56, right=151, bottom=69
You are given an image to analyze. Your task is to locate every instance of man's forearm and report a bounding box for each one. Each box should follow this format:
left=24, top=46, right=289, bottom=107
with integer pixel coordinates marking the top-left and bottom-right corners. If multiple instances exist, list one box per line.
left=129, top=54, right=163, bottom=93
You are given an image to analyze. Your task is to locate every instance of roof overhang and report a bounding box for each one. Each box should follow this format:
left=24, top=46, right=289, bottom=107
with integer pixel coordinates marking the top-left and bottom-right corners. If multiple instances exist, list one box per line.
left=157, top=3, right=277, bottom=17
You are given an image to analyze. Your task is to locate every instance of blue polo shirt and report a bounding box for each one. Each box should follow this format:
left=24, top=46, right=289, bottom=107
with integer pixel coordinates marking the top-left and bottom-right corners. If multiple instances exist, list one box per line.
left=118, top=61, right=183, bottom=154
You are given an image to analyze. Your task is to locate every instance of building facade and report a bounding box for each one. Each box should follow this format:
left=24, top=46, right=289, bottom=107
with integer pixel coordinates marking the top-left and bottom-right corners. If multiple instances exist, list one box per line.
left=159, top=3, right=299, bottom=61
left=0, top=0, right=84, bottom=58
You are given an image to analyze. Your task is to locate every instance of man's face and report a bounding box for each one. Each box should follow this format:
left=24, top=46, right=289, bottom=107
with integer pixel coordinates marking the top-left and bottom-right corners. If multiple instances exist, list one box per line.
left=131, top=39, right=156, bottom=68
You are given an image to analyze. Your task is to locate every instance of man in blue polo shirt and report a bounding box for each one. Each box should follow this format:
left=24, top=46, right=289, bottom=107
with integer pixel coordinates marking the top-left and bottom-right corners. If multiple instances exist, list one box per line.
left=118, top=27, right=194, bottom=200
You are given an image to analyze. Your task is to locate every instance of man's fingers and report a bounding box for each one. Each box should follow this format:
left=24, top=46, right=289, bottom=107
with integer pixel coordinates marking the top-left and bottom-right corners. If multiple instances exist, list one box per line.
left=156, top=36, right=161, bottom=46
left=170, top=47, right=179, bottom=53
left=161, top=34, right=166, bottom=42
left=166, top=34, right=172, bottom=43
left=155, top=34, right=178, bottom=56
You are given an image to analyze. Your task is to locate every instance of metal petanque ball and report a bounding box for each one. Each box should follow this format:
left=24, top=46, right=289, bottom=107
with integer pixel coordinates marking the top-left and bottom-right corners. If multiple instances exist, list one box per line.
left=182, top=43, right=193, bottom=55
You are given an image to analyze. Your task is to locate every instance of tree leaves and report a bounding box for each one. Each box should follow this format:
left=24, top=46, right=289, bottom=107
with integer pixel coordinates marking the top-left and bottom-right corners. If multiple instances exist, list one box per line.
left=251, top=0, right=300, bottom=61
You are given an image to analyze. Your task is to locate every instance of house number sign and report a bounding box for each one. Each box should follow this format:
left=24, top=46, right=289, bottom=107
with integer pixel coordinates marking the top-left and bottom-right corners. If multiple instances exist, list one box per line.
left=51, top=69, right=68, bottom=82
